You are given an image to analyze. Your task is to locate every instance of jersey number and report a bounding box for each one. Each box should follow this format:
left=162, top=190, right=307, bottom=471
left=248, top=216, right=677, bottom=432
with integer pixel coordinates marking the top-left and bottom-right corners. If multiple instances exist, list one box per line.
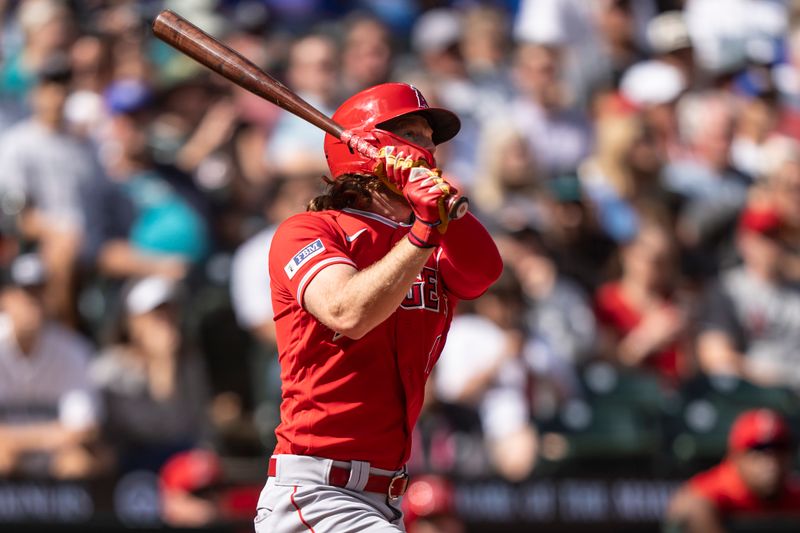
left=401, top=266, right=440, bottom=312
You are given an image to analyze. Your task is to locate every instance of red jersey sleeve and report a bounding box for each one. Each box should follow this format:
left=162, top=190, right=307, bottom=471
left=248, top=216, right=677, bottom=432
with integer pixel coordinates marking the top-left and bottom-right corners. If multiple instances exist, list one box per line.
left=269, top=212, right=357, bottom=309
left=437, top=212, right=503, bottom=300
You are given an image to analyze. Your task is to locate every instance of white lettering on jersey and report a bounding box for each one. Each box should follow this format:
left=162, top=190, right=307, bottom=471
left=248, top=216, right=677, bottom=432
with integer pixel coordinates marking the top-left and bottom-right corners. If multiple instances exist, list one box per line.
left=284, top=238, right=325, bottom=279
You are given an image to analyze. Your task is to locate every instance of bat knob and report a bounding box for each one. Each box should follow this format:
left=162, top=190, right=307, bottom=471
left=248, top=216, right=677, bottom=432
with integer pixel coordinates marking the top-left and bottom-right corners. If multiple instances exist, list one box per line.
left=446, top=196, right=469, bottom=220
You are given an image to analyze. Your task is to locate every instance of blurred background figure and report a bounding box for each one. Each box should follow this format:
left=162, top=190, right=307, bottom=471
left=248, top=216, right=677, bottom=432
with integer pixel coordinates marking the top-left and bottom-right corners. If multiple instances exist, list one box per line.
left=159, top=447, right=261, bottom=528
left=0, top=0, right=74, bottom=111
left=665, top=91, right=750, bottom=278
left=403, top=475, right=465, bottom=533
left=0, top=54, right=104, bottom=326
left=434, top=274, right=538, bottom=483
left=0, top=253, right=103, bottom=479
left=264, top=33, right=338, bottom=176
left=646, top=10, right=696, bottom=88
left=508, top=42, right=592, bottom=179
left=536, top=174, right=617, bottom=293
left=757, top=136, right=800, bottom=282
left=90, top=276, right=210, bottom=474
left=499, top=226, right=593, bottom=410
left=160, top=448, right=223, bottom=528
left=84, top=78, right=210, bottom=282
left=579, top=109, right=668, bottom=243
left=697, top=207, right=800, bottom=389
left=595, top=215, right=689, bottom=385
left=667, top=409, right=800, bottom=533
left=337, top=13, right=393, bottom=101
left=472, top=123, right=541, bottom=229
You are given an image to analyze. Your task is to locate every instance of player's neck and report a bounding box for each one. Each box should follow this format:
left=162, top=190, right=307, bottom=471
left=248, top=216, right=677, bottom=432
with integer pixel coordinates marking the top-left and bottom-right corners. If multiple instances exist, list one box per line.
left=367, top=189, right=412, bottom=224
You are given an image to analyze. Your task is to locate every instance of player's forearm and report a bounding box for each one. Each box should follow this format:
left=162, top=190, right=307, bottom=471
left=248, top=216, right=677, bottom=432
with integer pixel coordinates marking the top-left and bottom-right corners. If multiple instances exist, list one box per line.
left=319, top=238, right=433, bottom=339
left=439, top=213, right=503, bottom=299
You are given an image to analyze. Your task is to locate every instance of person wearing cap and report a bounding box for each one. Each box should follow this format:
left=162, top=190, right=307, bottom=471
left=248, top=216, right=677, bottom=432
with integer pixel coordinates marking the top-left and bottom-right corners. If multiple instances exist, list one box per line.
left=81, top=78, right=211, bottom=282
left=159, top=447, right=262, bottom=528
left=0, top=52, right=106, bottom=325
left=159, top=449, right=224, bottom=527
left=0, top=253, right=103, bottom=479
left=257, top=83, right=501, bottom=531
left=697, top=206, right=800, bottom=388
left=645, top=11, right=695, bottom=86
left=666, top=409, right=800, bottom=532
left=89, top=276, right=210, bottom=473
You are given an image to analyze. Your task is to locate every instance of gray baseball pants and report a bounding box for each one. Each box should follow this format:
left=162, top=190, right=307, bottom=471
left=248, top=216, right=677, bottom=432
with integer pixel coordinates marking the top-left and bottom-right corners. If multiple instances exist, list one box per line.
left=253, top=454, right=406, bottom=532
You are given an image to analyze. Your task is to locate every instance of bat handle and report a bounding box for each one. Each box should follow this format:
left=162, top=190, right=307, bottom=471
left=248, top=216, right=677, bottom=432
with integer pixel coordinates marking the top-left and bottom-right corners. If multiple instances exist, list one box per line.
left=340, top=130, right=469, bottom=221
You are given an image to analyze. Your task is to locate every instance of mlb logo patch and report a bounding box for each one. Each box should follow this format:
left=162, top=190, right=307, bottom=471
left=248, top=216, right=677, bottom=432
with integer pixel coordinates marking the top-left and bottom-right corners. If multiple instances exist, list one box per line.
left=285, top=239, right=326, bottom=279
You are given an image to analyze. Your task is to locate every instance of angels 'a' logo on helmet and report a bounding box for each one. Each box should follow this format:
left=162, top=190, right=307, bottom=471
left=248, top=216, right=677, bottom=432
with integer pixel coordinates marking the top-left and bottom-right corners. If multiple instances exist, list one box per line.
left=409, top=85, right=429, bottom=109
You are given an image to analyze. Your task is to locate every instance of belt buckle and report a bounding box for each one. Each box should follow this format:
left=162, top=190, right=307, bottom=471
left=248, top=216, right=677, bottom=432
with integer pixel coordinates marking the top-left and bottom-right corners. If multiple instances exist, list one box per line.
left=387, top=472, right=409, bottom=501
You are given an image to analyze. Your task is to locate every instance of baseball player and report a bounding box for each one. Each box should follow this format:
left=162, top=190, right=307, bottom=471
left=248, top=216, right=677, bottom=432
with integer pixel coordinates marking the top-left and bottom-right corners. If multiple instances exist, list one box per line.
left=254, top=82, right=502, bottom=532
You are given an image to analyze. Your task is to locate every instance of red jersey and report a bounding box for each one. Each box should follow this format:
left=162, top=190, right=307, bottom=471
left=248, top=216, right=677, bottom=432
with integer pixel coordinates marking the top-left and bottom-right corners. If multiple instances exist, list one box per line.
left=594, top=282, right=682, bottom=382
left=689, top=460, right=800, bottom=515
left=268, top=208, right=500, bottom=470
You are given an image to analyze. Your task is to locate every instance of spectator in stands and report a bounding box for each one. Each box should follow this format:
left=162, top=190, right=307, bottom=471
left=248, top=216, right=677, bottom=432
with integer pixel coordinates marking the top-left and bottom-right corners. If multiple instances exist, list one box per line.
left=645, top=11, right=695, bottom=87
left=617, top=60, right=686, bottom=162
left=90, top=276, right=210, bottom=473
left=0, top=253, right=103, bottom=479
left=509, top=42, right=592, bottom=179
left=537, top=174, right=617, bottom=293
left=500, top=226, right=593, bottom=405
left=664, top=91, right=750, bottom=277
left=0, top=53, right=104, bottom=326
left=159, top=448, right=261, bottom=528
left=579, top=111, right=666, bottom=242
left=667, top=409, right=800, bottom=532
left=472, top=123, right=541, bottom=230
left=757, top=136, right=800, bottom=282
left=403, top=475, right=465, bottom=533
left=460, top=5, right=511, bottom=88
left=434, top=273, right=537, bottom=482
left=0, top=0, right=74, bottom=108
left=84, top=79, right=211, bottom=281
left=697, top=207, right=800, bottom=389
left=595, top=215, right=688, bottom=384
left=408, top=8, right=484, bottom=187
left=230, top=175, right=318, bottom=349
left=264, top=33, right=338, bottom=176
left=337, top=13, right=393, bottom=101
left=513, top=0, right=655, bottom=108
left=160, top=448, right=223, bottom=528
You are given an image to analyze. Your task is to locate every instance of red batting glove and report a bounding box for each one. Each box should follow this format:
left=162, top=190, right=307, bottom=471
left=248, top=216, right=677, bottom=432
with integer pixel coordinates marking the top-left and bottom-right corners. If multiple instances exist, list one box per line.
left=404, top=167, right=457, bottom=248
left=370, top=130, right=435, bottom=193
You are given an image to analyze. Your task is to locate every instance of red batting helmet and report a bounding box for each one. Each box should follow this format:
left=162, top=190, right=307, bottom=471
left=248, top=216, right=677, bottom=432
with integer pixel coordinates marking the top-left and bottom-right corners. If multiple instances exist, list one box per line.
left=324, top=82, right=461, bottom=178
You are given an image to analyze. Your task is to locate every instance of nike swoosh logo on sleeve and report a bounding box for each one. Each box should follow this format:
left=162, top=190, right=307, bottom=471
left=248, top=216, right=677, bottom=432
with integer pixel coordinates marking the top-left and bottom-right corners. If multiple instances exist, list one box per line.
left=345, top=228, right=368, bottom=243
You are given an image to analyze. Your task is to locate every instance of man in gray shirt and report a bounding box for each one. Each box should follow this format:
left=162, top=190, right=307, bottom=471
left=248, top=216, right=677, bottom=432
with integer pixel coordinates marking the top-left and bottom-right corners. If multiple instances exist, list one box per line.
left=0, top=54, right=105, bottom=325
left=698, top=207, right=800, bottom=388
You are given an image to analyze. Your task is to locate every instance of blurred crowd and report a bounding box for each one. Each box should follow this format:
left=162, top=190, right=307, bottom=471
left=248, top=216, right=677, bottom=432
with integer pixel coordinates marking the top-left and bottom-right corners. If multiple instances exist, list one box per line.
left=4, top=0, right=800, bottom=530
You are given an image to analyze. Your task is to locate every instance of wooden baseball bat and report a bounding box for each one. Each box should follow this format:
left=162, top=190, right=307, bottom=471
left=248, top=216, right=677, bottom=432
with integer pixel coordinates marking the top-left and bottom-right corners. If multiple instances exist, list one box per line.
left=151, top=10, right=468, bottom=220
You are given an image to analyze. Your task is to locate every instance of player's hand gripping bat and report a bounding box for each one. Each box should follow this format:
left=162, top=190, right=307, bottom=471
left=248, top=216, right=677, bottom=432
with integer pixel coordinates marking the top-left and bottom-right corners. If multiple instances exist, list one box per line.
left=151, top=10, right=469, bottom=221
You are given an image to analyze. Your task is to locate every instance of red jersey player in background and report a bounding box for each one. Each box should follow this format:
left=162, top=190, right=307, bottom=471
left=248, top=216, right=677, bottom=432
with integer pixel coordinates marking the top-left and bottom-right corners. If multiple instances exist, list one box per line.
left=666, top=408, right=800, bottom=533
left=254, top=83, right=502, bottom=532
